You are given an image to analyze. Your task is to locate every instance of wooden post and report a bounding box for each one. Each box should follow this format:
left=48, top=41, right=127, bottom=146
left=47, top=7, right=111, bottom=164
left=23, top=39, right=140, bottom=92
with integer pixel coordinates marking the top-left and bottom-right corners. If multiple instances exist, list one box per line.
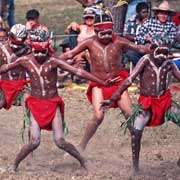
left=104, top=0, right=128, bottom=36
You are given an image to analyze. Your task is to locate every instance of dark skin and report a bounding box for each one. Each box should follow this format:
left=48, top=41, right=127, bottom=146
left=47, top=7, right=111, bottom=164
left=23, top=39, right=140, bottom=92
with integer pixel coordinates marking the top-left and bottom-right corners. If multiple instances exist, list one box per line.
left=59, top=29, right=149, bottom=152
left=0, top=39, right=29, bottom=108
left=124, top=8, right=149, bottom=42
left=101, top=45, right=180, bottom=175
left=75, top=0, right=95, bottom=7
left=0, top=50, right=111, bottom=171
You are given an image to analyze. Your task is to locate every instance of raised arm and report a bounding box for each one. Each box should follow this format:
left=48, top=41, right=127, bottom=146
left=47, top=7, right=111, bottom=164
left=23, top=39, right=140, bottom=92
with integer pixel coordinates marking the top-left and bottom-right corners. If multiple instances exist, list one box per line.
left=110, top=57, right=147, bottom=102
left=0, top=58, right=21, bottom=74
left=54, top=58, right=106, bottom=86
left=121, top=37, right=150, bottom=54
left=59, top=40, right=89, bottom=61
left=100, top=57, right=147, bottom=111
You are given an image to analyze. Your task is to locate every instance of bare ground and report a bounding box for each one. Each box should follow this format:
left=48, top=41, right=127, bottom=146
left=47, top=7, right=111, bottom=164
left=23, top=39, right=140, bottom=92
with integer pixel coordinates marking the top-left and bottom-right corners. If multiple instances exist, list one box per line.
left=0, top=87, right=179, bottom=180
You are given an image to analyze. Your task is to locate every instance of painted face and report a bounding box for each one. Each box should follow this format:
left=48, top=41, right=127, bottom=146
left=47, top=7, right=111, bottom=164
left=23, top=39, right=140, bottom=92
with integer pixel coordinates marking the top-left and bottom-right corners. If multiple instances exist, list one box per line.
left=152, top=46, right=169, bottom=64
left=156, top=11, right=169, bottom=23
left=96, top=29, right=113, bottom=44
left=32, top=49, right=48, bottom=64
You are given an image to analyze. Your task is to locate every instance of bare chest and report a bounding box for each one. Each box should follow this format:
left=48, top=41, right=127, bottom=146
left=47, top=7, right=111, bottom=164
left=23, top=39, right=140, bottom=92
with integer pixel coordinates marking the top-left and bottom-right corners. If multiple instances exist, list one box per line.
left=90, top=43, right=122, bottom=73
left=140, top=61, right=171, bottom=96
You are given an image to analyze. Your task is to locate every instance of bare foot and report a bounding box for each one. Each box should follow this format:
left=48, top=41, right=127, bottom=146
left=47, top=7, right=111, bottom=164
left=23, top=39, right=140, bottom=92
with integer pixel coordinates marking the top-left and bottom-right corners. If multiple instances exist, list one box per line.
left=6, top=165, right=17, bottom=173
left=131, top=167, right=140, bottom=176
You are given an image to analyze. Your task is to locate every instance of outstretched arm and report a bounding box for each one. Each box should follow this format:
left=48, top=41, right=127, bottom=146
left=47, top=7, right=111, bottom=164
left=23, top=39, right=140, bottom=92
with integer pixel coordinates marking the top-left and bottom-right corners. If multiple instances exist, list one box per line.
left=121, top=37, right=150, bottom=54
left=100, top=57, right=147, bottom=110
left=54, top=58, right=106, bottom=86
left=0, top=59, right=21, bottom=74
left=59, top=40, right=89, bottom=61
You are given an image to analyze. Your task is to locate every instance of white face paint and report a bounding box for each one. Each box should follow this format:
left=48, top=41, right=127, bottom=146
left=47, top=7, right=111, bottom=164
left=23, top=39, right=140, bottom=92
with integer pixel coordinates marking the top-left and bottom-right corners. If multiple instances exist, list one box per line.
left=153, top=47, right=169, bottom=60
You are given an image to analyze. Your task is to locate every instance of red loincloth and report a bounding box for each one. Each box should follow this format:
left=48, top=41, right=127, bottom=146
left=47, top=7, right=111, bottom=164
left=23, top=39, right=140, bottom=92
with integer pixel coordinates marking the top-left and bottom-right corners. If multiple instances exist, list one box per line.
left=86, top=71, right=129, bottom=108
left=138, top=90, right=172, bottom=127
left=25, top=96, right=65, bottom=130
left=0, top=80, right=30, bottom=110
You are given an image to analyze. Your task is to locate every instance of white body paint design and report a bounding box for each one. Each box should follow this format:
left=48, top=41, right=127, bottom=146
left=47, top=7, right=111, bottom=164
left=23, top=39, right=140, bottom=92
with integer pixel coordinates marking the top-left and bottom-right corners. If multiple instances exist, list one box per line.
left=29, top=60, right=48, bottom=96
left=148, top=59, right=168, bottom=95
left=94, top=42, right=109, bottom=72
left=1, top=45, right=15, bottom=80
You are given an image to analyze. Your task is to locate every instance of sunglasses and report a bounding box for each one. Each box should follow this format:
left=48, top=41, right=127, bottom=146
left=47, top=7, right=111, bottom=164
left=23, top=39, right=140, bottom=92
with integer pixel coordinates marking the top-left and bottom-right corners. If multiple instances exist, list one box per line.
left=84, top=16, right=94, bottom=20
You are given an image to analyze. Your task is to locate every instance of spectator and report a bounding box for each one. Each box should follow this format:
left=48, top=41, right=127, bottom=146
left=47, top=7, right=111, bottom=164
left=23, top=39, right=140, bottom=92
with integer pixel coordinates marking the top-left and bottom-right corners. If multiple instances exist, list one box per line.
left=0, top=0, right=10, bottom=29
left=136, top=1, right=176, bottom=45
left=64, top=7, right=96, bottom=83
left=25, top=9, right=48, bottom=31
left=124, top=2, right=149, bottom=42
left=125, top=0, right=151, bottom=22
left=123, top=2, right=150, bottom=66
left=25, top=9, right=55, bottom=55
left=126, top=0, right=177, bottom=66
left=7, top=0, right=15, bottom=28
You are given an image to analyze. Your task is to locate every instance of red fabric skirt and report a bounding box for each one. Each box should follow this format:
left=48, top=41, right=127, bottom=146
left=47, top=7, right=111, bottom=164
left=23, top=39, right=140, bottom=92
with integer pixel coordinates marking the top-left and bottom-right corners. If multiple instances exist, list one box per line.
left=25, top=96, right=65, bottom=130
left=138, top=90, right=172, bottom=127
left=0, top=80, right=30, bottom=110
left=86, top=71, right=129, bottom=108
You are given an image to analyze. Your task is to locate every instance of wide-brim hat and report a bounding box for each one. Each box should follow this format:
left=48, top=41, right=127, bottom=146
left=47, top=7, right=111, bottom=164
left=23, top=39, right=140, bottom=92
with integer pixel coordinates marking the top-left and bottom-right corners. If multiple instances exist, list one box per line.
left=152, top=1, right=176, bottom=16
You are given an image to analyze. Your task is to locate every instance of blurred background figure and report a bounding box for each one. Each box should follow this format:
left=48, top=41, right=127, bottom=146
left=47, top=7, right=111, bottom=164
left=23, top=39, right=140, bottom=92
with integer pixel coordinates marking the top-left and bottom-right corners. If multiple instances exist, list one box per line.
left=7, top=0, right=16, bottom=28
left=25, top=9, right=48, bottom=31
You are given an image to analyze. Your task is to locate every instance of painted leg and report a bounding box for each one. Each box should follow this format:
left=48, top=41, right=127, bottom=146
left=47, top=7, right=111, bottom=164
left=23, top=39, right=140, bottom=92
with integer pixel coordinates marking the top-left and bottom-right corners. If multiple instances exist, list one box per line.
left=129, top=111, right=151, bottom=176
left=78, top=115, right=103, bottom=152
left=130, top=127, right=142, bottom=175
left=79, top=87, right=104, bottom=152
left=14, top=113, right=41, bottom=171
left=55, top=138, right=86, bottom=169
left=26, top=127, right=34, bottom=166
left=52, top=108, right=86, bottom=169
left=0, top=91, right=6, bottom=108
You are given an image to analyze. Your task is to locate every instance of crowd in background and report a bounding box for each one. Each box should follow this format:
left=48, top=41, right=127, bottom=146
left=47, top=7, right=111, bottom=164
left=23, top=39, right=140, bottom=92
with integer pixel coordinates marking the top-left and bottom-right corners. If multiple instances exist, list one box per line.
left=0, top=0, right=180, bottom=85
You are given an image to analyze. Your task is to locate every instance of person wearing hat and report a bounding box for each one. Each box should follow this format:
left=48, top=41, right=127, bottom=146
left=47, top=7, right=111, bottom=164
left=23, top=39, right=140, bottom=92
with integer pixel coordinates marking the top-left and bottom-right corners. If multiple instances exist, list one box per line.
left=59, top=10, right=149, bottom=154
left=136, top=0, right=176, bottom=45
left=0, top=24, right=31, bottom=109
left=100, top=35, right=180, bottom=176
left=65, top=7, right=96, bottom=83
left=0, top=29, right=113, bottom=172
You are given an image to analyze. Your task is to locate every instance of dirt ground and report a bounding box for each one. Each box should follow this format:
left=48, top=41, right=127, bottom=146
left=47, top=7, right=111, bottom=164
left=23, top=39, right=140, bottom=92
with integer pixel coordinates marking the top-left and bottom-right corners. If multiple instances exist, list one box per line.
left=0, top=87, right=179, bottom=180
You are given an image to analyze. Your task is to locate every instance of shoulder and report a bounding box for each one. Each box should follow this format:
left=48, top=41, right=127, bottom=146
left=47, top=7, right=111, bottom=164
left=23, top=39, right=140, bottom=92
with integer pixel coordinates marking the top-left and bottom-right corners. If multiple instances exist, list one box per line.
left=126, top=15, right=137, bottom=23
left=139, top=54, right=150, bottom=64
left=17, top=53, right=32, bottom=62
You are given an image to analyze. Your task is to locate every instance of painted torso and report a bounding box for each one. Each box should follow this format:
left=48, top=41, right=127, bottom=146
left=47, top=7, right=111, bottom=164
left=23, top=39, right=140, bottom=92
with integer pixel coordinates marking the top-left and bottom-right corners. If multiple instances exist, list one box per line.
left=0, top=42, right=26, bottom=80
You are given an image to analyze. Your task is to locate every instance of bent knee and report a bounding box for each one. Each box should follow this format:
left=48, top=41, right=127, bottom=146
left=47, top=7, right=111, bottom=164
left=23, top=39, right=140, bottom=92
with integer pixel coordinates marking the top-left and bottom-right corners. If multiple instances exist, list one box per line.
left=54, top=137, right=65, bottom=148
left=93, top=112, right=104, bottom=124
left=30, top=137, right=40, bottom=149
left=122, top=110, right=132, bottom=119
